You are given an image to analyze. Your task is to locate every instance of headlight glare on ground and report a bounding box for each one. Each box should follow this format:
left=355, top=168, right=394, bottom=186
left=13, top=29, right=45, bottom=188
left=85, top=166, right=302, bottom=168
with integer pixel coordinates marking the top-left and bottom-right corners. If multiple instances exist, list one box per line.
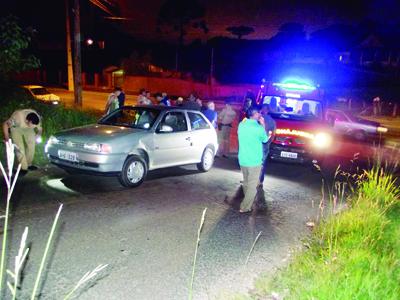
left=313, top=132, right=332, bottom=148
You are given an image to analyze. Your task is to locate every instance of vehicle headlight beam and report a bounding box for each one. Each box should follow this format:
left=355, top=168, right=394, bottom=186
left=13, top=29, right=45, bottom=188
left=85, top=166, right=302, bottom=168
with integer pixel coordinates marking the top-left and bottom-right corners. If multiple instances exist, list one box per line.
left=313, top=132, right=332, bottom=148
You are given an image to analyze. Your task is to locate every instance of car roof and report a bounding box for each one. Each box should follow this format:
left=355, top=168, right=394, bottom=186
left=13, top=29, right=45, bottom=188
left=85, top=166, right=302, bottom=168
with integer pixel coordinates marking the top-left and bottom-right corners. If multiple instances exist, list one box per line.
left=123, top=105, right=201, bottom=112
left=327, top=109, right=350, bottom=113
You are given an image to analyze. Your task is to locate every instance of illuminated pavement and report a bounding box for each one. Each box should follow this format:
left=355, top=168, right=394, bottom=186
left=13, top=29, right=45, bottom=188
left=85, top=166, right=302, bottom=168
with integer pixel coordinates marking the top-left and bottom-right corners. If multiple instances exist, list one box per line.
left=1, top=158, right=324, bottom=299
left=0, top=88, right=393, bottom=299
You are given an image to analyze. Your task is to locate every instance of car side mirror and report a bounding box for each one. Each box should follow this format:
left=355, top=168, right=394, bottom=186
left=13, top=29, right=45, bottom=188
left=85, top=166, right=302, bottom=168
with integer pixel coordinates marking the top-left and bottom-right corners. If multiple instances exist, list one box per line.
left=159, top=124, right=173, bottom=133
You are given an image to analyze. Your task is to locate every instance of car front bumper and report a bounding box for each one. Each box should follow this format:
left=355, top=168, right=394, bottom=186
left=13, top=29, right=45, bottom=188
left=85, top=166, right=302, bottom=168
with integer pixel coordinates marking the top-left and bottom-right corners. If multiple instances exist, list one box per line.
left=46, top=145, right=126, bottom=174
left=269, top=144, right=323, bottom=164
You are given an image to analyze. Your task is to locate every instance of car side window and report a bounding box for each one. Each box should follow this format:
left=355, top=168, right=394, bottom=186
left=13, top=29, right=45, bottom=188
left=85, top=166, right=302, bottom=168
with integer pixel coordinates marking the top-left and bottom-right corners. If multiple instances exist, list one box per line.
left=188, top=112, right=210, bottom=130
left=158, top=112, right=188, bottom=133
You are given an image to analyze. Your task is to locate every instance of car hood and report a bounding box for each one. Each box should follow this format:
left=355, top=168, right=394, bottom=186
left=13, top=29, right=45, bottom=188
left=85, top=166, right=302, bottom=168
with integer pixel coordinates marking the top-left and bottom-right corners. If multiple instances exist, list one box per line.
left=54, top=124, right=146, bottom=143
left=36, top=94, right=60, bottom=101
left=356, top=118, right=380, bottom=127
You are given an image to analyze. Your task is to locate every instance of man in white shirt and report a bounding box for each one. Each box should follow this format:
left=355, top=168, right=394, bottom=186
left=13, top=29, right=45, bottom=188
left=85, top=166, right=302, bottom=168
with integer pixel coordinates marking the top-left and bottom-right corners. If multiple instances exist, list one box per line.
left=3, top=109, right=42, bottom=175
left=217, top=99, right=237, bottom=157
left=137, top=89, right=152, bottom=105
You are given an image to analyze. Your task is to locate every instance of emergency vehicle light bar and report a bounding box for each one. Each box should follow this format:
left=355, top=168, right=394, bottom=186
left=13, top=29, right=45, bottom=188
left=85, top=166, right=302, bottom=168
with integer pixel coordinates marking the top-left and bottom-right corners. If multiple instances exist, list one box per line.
left=273, top=81, right=316, bottom=91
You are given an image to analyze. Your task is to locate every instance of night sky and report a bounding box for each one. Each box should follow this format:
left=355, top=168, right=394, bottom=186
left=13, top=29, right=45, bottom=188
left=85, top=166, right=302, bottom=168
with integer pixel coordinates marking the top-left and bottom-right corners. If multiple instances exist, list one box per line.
left=2, top=0, right=400, bottom=86
left=118, top=0, right=400, bottom=41
left=3, top=0, right=400, bottom=44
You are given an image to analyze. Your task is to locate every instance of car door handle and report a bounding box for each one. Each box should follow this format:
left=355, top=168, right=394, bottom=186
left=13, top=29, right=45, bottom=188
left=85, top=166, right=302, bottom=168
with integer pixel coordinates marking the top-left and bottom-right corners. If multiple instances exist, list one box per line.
left=185, top=137, right=191, bottom=141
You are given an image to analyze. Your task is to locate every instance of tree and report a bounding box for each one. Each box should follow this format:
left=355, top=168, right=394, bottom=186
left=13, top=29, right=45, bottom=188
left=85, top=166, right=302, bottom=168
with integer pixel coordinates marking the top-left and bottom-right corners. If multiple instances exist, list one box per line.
left=157, top=0, right=208, bottom=70
left=0, top=15, right=40, bottom=81
left=226, top=26, right=255, bottom=39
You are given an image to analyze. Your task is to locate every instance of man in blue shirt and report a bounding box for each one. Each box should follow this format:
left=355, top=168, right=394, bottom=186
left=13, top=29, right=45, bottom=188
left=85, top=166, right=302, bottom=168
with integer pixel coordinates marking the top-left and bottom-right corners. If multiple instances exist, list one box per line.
left=202, top=101, right=218, bottom=128
left=238, top=106, right=269, bottom=213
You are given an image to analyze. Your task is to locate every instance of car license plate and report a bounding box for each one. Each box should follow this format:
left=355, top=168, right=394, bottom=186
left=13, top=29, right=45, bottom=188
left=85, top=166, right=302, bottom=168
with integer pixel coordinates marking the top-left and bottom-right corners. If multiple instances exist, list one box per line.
left=280, top=151, right=298, bottom=159
left=58, top=150, right=78, bottom=162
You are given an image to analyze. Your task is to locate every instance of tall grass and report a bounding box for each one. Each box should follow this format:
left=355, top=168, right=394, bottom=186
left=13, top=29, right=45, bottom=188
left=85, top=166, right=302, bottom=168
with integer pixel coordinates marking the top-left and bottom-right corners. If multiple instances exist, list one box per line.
left=0, top=140, right=107, bottom=299
left=254, top=163, right=400, bottom=299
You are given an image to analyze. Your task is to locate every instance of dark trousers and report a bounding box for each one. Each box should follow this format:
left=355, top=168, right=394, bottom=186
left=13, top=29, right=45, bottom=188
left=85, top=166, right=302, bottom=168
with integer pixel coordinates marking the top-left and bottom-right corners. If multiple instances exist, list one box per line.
left=259, top=142, right=271, bottom=183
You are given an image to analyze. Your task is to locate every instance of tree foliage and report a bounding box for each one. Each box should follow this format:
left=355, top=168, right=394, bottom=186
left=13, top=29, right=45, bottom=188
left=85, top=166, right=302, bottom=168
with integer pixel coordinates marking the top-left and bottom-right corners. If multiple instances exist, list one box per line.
left=157, top=0, right=208, bottom=45
left=0, top=15, right=40, bottom=81
left=226, top=26, right=255, bottom=39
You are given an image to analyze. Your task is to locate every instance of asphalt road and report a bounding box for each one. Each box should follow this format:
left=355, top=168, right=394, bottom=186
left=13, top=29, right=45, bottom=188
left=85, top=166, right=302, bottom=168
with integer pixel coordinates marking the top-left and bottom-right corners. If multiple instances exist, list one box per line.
left=0, top=88, right=394, bottom=299
left=1, top=157, right=324, bottom=299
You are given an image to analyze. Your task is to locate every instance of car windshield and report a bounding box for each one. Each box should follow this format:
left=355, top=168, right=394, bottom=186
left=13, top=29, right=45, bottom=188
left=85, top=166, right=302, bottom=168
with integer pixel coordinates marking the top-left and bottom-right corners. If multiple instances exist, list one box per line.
left=262, top=96, right=323, bottom=120
left=31, top=88, right=50, bottom=95
left=98, top=107, right=160, bottom=129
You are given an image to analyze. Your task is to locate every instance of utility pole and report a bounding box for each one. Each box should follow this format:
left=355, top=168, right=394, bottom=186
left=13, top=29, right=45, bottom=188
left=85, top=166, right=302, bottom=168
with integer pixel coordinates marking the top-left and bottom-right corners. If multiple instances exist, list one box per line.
left=73, top=0, right=82, bottom=106
left=65, top=0, right=74, bottom=91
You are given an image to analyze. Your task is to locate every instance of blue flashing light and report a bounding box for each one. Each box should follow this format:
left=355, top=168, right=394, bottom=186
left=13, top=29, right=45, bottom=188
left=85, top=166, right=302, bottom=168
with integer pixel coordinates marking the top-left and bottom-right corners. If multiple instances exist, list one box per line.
left=273, top=80, right=316, bottom=91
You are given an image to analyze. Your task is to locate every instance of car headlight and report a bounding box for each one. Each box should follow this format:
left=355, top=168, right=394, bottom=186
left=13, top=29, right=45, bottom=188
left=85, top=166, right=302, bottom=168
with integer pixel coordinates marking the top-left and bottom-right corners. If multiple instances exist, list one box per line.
left=83, top=143, right=112, bottom=153
left=377, top=126, right=388, bottom=133
left=313, top=132, right=332, bottom=148
left=52, top=101, right=59, bottom=105
left=45, top=136, right=58, bottom=153
left=47, top=136, right=59, bottom=145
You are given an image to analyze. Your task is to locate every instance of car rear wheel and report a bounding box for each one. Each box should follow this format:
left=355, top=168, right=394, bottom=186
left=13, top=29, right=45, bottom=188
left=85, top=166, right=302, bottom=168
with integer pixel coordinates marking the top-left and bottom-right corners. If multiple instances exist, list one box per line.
left=197, top=146, right=214, bottom=172
left=118, top=155, right=147, bottom=187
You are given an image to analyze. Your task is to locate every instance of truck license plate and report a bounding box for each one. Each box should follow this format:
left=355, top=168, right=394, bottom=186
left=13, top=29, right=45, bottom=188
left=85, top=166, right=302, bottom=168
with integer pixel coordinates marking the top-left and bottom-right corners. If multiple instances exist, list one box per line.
left=58, top=150, right=78, bottom=162
left=280, top=151, right=298, bottom=159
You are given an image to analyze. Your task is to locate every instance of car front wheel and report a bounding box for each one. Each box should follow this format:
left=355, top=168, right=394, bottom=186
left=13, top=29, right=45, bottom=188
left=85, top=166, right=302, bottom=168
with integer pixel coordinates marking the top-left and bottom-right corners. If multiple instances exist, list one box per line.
left=197, top=146, right=214, bottom=172
left=118, top=155, right=147, bottom=187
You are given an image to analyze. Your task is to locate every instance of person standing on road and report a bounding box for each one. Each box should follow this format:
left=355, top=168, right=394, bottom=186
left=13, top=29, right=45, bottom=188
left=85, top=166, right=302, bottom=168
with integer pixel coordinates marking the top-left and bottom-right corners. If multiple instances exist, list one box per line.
left=182, top=93, right=201, bottom=111
left=138, top=89, right=152, bottom=105
left=160, top=92, right=171, bottom=106
left=116, top=87, right=125, bottom=108
left=137, top=89, right=149, bottom=105
left=105, top=88, right=121, bottom=115
left=203, top=101, right=218, bottom=128
left=2, top=109, right=42, bottom=176
left=259, top=104, right=276, bottom=186
left=217, top=99, right=236, bottom=157
left=237, top=106, right=269, bottom=213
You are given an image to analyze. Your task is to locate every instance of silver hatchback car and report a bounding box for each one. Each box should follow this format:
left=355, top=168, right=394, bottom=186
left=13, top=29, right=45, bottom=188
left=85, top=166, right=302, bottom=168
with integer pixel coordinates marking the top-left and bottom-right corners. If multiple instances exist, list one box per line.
left=45, top=106, right=218, bottom=187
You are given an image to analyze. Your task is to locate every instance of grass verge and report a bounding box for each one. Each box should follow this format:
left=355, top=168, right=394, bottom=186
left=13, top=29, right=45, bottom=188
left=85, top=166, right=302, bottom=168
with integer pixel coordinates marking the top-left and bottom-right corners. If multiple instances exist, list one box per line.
left=252, top=165, right=400, bottom=300
left=0, top=84, right=98, bottom=166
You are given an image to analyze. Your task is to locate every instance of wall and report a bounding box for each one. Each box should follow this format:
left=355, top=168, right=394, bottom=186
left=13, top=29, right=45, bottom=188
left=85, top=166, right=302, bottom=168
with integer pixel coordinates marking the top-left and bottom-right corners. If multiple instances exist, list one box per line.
left=122, top=75, right=258, bottom=99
